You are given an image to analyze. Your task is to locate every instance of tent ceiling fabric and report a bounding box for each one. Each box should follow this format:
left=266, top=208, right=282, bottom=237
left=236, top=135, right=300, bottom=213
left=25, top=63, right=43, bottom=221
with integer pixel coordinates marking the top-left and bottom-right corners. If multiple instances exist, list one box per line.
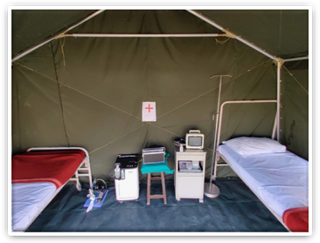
left=69, top=10, right=222, bottom=34
left=197, top=10, right=308, bottom=59
left=11, top=9, right=309, bottom=181
left=12, top=10, right=97, bottom=58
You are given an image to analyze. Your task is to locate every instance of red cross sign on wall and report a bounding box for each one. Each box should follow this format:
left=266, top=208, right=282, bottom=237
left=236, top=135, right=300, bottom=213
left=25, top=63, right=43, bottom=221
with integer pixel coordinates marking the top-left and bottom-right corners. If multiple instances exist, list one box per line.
left=145, top=104, right=153, bottom=113
left=142, top=102, right=156, bottom=122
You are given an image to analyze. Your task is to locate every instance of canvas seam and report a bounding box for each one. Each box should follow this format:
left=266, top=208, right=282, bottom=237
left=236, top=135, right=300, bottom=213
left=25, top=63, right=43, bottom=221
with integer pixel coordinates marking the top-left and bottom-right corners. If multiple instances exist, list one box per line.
left=50, top=42, right=70, bottom=146
left=282, top=65, right=308, bottom=95
left=14, top=62, right=142, bottom=121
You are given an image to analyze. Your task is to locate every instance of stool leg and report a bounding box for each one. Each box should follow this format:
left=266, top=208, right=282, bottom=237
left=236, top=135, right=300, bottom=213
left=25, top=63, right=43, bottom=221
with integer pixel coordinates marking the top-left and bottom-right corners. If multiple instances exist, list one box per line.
left=161, top=172, right=167, bottom=204
left=147, top=173, right=151, bottom=205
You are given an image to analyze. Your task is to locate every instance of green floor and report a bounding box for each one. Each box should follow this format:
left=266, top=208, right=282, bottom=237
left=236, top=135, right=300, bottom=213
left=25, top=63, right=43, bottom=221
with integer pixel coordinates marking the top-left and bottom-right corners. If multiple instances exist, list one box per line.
left=26, top=178, right=287, bottom=232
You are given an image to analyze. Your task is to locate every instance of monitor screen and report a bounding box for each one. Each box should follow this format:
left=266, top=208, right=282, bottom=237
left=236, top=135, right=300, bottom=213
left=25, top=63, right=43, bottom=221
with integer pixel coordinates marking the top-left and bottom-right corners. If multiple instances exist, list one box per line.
left=188, top=136, right=203, bottom=147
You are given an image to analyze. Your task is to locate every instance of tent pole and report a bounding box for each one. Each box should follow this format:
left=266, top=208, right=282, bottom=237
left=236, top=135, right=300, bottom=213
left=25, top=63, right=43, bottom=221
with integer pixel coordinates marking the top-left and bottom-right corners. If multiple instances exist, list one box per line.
left=12, top=10, right=105, bottom=63
left=63, top=33, right=227, bottom=38
left=12, top=39, right=53, bottom=63
left=272, top=112, right=277, bottom=140
left=284, top=56, right=308, bottom=62
left=276, top=61, right=283, bottom=142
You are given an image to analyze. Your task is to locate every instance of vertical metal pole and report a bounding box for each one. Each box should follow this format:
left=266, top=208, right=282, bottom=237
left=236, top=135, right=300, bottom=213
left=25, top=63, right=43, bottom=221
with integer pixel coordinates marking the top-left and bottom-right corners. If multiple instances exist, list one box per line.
left=277, top=61, right=283, bottom=142
left=204, top=75, right=224, bottom=198
left=209, top=76, right=222, bottom=191
left=272, top=113, right=277, bottom=140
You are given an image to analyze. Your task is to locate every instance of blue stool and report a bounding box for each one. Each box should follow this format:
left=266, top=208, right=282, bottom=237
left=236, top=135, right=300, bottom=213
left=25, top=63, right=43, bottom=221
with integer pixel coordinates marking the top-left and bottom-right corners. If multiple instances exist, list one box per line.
left=141, top=158, right=174, bottom=205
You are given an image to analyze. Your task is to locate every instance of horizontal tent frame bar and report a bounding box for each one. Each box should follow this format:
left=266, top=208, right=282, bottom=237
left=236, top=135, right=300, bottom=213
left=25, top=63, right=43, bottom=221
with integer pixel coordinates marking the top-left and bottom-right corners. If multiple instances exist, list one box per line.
left=284, top=56, right=309, bottom=62
left=63, top=33, right=227, bottom=38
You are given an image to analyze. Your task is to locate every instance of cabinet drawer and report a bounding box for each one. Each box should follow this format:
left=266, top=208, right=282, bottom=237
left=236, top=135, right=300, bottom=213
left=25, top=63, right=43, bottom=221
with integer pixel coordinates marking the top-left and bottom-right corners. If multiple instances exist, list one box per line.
left=176, top=154, right=205, bottom=161
left=177, top=172, right=203, bottom=177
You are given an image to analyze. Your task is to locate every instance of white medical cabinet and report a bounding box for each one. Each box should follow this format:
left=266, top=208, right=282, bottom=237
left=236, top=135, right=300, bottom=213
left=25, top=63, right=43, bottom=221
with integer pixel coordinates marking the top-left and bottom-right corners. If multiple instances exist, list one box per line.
left=174, top=146, right=206, bottom=203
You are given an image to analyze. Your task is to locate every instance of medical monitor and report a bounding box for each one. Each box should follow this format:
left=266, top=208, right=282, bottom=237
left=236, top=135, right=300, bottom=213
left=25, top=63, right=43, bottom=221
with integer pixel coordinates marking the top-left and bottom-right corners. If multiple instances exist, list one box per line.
left=185, top=130, right=204, bottom=149
left=142, top=147, right=166, bottom=164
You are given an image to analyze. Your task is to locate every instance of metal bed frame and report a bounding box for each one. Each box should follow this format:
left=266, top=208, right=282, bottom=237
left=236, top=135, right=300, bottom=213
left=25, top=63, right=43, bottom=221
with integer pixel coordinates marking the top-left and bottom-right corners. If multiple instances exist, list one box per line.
left=212, top=100, right=277, bottom=181
left=212, top=100, right=291, bottom=231
left=13, top=147, right=93, bottom=232
left=27, top=147, right=93, bottom=191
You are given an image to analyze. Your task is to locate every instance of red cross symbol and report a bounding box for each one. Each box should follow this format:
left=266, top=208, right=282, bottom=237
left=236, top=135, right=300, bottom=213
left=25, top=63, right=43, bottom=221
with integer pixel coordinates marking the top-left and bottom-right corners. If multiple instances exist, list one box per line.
left=145, top=104, right=153, bottom=113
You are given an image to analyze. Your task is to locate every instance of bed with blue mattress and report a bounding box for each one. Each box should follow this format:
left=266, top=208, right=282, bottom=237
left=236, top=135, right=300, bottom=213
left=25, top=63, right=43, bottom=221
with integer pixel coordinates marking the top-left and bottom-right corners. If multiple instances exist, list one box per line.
left=216, top=137, right=309, bottom=232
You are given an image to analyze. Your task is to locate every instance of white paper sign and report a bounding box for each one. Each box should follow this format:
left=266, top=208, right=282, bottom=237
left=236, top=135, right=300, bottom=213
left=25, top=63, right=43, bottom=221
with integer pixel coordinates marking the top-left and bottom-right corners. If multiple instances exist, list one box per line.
left=142, top=102, right=156, bottom=122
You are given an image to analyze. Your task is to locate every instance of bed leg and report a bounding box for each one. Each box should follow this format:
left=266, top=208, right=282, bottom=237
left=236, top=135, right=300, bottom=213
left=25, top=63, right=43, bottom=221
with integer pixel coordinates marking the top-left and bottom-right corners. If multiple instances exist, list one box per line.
left=74, top=170, right=82, bottom=191
left=84, top=157, right=93, bottom=188
left=76, top=183, right=82, bottom=191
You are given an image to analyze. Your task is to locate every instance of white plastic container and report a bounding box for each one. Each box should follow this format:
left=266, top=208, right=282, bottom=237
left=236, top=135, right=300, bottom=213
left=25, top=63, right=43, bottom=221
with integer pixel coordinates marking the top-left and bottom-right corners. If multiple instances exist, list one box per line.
left=179, top=144, right=184, bottom=152
left=114, top=163, right=120, bottom=179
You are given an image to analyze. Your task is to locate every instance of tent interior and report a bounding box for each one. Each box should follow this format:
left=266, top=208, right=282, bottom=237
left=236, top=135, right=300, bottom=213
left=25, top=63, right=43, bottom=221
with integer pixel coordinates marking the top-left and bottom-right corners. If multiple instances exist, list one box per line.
left=10, top=9, right=309, bottom=233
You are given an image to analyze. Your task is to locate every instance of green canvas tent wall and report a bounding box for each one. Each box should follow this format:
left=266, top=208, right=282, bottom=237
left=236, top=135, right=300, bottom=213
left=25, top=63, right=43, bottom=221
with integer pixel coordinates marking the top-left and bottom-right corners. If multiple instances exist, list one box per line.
left=11, top=9, right=309, bottom=182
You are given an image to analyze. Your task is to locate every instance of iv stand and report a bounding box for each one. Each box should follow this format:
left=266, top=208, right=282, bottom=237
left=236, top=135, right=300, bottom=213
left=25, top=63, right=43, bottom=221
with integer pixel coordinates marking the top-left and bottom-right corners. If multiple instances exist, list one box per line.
left=204, top=74, right=232, bottom=198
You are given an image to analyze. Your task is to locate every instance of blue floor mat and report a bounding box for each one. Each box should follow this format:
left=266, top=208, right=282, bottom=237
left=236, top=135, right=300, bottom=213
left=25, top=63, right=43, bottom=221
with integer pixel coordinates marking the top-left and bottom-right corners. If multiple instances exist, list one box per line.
left=26, top=178, right=288, bottom=232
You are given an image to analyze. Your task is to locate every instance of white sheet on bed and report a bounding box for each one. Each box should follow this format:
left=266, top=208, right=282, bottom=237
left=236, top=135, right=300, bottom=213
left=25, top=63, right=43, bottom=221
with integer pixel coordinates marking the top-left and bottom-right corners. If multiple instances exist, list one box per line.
left=12, top=182, right=57, bottom=232
left=218, top=144, right=308, bottom=218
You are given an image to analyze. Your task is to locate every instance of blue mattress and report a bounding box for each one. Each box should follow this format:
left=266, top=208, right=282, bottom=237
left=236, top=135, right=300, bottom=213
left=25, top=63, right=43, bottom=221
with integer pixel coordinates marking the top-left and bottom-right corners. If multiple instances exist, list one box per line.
left=217, top=144, right=309, bottom=218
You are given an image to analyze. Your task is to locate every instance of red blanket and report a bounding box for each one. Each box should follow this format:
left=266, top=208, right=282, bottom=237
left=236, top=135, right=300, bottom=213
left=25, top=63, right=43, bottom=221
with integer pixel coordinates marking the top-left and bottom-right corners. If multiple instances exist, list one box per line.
left=12, top=150, right=86, bottom=189
left=283, top=207, right=309, bottom=232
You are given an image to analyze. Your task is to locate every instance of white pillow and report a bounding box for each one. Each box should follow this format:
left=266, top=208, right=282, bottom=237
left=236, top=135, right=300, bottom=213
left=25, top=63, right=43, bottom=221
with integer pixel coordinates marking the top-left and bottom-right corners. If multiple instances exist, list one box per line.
left=222, top=137, right=286, bottom=156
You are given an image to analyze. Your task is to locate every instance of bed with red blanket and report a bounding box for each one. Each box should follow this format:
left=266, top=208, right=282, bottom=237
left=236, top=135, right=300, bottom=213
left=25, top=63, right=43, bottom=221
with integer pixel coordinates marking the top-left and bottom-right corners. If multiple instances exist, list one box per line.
left=11, top=147, right=92, bottom=232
